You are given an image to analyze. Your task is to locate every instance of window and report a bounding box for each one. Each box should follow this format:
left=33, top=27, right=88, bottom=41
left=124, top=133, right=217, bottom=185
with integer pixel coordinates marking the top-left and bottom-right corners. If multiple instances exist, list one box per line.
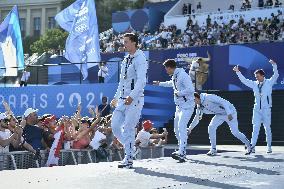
left=33, top=17, right=41, bottom=36
left=48, top=17, right=56, bottom=29
left=19, top=18, right=26, bottom=37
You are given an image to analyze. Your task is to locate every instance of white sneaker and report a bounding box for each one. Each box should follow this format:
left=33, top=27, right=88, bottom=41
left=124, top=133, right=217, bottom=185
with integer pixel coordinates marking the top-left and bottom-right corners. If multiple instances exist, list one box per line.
left=171, top=150, right=179, bottom=156
left=245, top=145, right=252, bottom=155
left=267, top=147, right=272, bottom=154
left=251, top=146, right=255, bottom=153
left=206, top=149, right=217, bottom=156
left=118, top=157, right=133, bottom=169
left=171, top=151, right=179, bottom=160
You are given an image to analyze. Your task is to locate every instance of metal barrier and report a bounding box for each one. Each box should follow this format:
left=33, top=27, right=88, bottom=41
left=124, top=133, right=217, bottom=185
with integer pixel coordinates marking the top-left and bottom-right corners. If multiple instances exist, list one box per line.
left=0, top=146, right=164, bottom=171
left=134, top=146, right=164, bottom=160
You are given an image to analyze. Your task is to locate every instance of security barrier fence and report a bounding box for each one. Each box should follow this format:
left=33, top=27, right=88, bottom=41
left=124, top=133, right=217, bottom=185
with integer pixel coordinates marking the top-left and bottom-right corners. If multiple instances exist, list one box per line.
left=0, top=146, right=164, bottom=171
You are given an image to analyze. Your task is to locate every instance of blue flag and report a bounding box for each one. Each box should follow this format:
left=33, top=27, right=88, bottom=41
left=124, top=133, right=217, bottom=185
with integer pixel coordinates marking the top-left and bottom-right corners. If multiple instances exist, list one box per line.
left=0, top=5, right=24, bottom=76
left=55, top=0, right=101, bottom=80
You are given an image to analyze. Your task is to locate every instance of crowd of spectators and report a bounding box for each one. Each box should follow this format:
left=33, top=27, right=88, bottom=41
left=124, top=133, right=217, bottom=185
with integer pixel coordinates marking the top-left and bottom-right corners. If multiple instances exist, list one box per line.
left=182, top=0, right=282, bottom=15
left=100, top=8, right=283, bottom=52
left=260, top=0, right=283, bottom=7
left=0, top=96, right=167, bottom=164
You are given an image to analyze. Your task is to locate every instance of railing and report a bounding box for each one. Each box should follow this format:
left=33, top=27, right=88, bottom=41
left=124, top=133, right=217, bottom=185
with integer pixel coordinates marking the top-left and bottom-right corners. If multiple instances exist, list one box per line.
left=0, top=60, right=122, bottom=87
left=0, top=146, right=164, bottom=171
left=166, top=5, right=284, bottom=18
left=0, top=58, right=211, bottom=91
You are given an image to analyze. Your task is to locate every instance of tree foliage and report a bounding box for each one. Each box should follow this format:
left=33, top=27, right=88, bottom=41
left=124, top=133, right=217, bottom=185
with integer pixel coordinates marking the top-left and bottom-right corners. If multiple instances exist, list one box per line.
left=30, top=29, right=68, bottom=54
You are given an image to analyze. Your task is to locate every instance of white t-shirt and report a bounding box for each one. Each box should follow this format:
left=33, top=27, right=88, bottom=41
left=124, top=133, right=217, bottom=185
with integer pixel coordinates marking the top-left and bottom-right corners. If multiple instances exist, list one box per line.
left=156, top=43, right=162, bottom=48
left=90, top=130, right=106, bottom=150
left=21, top=71, right=30, bottom=82
left=183, top=34, right=190, bottom=43
left=98, top=66, right=108, bottom=78
left=161, top=31, right=169, bottom=39
left=136, top=129, right=152, bottom=148
left=231, top=23, right=238, bottom=30
left=0, top=129, right=12, bottom=153
left=167, top=32, right=172, bottom=40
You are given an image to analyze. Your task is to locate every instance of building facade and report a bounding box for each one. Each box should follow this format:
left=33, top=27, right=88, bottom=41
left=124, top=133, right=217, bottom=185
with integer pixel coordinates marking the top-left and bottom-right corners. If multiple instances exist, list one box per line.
left=0, top=0, right=62, bottom=38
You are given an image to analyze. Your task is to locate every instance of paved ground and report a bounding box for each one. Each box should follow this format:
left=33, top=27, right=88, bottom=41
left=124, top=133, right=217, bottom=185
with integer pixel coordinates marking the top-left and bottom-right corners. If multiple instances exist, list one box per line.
left=0, top=145, right=283, bottom=189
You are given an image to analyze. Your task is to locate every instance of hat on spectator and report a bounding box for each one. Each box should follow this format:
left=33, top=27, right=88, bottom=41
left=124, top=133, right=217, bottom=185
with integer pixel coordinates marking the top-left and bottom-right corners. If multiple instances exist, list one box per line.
left=0, top=113, right=7, bottom=120
left=24, top=108, right=38, bottom=118
left=41, top=114, right=52, bottom=120
left=38, top=114, right=51, bottom=122
left=43, top=115, right=56, bottom=126
left=143, top=120, right=153, bottom=131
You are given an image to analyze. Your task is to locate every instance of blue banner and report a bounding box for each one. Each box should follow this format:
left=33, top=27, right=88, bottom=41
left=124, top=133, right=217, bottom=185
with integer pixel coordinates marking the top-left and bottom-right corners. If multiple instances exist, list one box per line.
left=0, top=84, right=175, bottom=128
left=55, top=0, right=101, bottom=80
left=48, top=42, right=284, bottom=90
left=0, top=84, right=118, bottom=117
left=147, top=42, right=284, bottom=91
left=0, top=5, right=24, bottom=76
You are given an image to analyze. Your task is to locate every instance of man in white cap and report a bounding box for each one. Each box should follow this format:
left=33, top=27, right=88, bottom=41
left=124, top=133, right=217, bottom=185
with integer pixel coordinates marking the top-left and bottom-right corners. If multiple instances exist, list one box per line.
left=153, top=59, right=195, bottom=163
left=187, top=93, right=252, bottom=156
left=0, top=113, right=20, bottom=153
left=22, top=108, right=45, bottom=150
left=110, top=33, right=148, bottom=168
left=135, top=120, right=168, bottom=148
left=233, top=59, right=279, bottom=153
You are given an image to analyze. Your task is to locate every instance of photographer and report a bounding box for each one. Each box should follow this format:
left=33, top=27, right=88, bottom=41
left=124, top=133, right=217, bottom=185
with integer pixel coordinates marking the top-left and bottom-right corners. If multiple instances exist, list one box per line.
left=98, top=62, right=108, bottom=83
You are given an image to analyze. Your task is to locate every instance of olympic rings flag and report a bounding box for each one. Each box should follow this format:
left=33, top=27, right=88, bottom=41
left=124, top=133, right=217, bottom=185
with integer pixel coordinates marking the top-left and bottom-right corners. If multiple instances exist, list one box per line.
left=55, top=0, right=101, bottom=80
left=0, top=6, right=24, bottom=76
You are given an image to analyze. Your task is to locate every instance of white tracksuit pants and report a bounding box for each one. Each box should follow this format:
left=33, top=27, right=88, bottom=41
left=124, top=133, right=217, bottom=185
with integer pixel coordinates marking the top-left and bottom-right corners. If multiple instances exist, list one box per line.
left=208, top=112, right=250, bottom=150
left=251, top=108, right=272, bottom=148
left=111, top=97, right=144, bottom=161
left=174, top=105, right=194, bottom=156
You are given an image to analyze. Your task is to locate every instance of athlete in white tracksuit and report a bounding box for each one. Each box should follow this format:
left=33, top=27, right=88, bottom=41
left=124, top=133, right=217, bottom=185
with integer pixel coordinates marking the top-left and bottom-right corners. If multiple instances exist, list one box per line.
left=111, top=33, right=148, bottom=168
left=155, top=59, right=195, bottom=162
left=187, top=93, right=252, bottom=155
left=234, top=60, right=279, bottom=153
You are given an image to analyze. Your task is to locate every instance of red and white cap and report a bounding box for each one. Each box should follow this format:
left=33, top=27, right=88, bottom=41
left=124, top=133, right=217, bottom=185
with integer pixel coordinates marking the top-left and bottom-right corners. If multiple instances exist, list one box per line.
left=143, top=120, right=153, bottom=131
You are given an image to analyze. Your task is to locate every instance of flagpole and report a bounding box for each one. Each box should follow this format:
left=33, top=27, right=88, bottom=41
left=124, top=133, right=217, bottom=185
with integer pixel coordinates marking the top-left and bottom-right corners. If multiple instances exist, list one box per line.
left=117, top=61, right=120, bottom=82
left=80, top=63, right=82, bottom=84
left=4, top=68, right=6, bottom=87
left=36, top=67, right=39, bottom=86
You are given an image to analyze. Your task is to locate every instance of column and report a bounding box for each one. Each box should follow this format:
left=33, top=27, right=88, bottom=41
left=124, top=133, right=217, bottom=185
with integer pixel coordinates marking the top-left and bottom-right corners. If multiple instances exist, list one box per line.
left=26, top=8, right=31, bottom=36
left=57, top=5, right=61, bottom=13
left=41, top=7, right=46, bottom=35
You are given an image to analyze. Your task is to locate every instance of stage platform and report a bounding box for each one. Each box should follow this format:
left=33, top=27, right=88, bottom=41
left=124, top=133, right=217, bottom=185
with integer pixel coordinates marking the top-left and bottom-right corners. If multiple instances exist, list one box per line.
left=0, top=145, right=283, bottom=189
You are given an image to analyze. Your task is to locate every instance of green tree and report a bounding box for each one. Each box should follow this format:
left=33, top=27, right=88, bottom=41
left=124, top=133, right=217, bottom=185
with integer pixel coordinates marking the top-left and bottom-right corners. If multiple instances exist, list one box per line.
left=22, top=36, right=39, bottom=55
left=30, top=29, right=68, bottom=54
